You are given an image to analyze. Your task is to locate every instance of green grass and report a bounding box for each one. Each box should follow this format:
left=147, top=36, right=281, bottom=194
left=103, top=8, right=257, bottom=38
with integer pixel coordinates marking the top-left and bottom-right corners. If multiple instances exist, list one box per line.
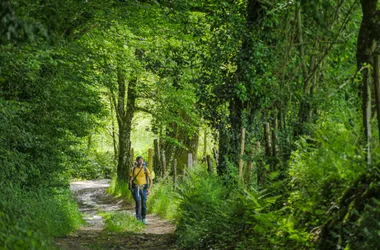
left=100, top=211, right=145, bottom=232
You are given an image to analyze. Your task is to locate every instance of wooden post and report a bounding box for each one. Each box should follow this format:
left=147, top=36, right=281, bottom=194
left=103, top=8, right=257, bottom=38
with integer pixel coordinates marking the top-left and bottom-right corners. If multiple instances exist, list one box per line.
left=188, top=153, right=193, bottom=170
left=206, top=155, right=212, bottom=174
left=148, top=148, right=153, bottom=173
left=161, top=150, right=166, bottom=177
left=153, top=139, right=161, bottom=177
left=247, top=147, right=255, bottom=186
left=264, top=123, right=271, bottom=157
left=238, top=127, right=246, bottom=182
left=173, top=159, right=177, bottom=185
left=272, top=118, right=277, bottom=158
left=203, top=128, right=207, bottom=158
left=213, top=148, right=218, bottom=166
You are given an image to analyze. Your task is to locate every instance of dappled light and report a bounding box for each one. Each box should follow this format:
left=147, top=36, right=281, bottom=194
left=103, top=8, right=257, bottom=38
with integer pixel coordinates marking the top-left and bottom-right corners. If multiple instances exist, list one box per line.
left=2, top=0, right=380, bottom=249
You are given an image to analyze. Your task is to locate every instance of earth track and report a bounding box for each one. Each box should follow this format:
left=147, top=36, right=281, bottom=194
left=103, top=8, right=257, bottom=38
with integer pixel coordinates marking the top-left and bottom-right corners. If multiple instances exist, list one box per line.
left=54, top=180, right=176, bottom=250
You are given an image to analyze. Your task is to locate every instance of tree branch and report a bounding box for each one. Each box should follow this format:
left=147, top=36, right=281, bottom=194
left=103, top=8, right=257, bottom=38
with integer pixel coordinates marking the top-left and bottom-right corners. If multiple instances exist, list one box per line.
left=135, top=106, right=155, bottom=116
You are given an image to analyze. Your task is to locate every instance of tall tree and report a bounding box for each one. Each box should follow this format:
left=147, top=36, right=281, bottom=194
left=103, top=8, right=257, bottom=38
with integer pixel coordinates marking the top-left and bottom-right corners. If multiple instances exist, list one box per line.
left=356, top=0, right=380, bottom=164
left=217, top=0, right=266, bottom=175
left=112, top=67, right=137, bottom=182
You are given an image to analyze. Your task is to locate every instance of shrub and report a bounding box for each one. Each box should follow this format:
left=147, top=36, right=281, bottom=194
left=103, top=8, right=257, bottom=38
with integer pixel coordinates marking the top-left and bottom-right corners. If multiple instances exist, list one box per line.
left=71, top=150, right=115, bottom=180
left=0, top=184, right=83, bottom=249
left=174, top=165, right=312, bottom=249
left=286, top=117, right=366, bottom=244
left=175, top=166, right=244, bottom=249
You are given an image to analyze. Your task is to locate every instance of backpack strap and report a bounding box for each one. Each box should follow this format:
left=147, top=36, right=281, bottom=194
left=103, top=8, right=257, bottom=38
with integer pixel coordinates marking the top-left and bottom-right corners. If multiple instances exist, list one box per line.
left=132, top=163, right=149, bottom=189
left=132, top=167, right=143, bottom=184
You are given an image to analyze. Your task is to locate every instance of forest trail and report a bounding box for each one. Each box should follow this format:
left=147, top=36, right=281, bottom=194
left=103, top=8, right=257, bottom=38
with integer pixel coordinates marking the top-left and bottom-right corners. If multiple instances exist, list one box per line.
left=54, top=180, right=176, bottom=250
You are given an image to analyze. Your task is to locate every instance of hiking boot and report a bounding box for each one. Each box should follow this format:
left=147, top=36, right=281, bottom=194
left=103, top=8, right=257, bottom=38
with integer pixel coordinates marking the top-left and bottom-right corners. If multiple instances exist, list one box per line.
left=142, top=218, right=147, bottom=225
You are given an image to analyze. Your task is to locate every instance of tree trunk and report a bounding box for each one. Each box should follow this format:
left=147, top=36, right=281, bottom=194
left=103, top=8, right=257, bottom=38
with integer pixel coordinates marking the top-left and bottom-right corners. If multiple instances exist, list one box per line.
left=217, top=122, right=229, bottom=176
left=294, top=3, right=317, bottom=136
left=238, top=127, right=246, bottom=182
left=203, top=127, right=207, bottom=158
left=374, top=55, right=380, bottom=140
left=130, top=148, right=134, bottom=167
left=109, top=92, right=118, bottom=161
left=295, top=2, right=308, bottom=79
left=161, top=150, right=166, bottom=177
left=117, top=123, right=129, bottom=181
left=171, top=120, right=199, bottom=174
left=116, top=67, right=128, bottom=182
left=356, top=0, right=379, bottom=165
left=160, top=122, right=176, bottom=173
left=227, top=97, right=243, bottom=167
left=217, top=0, right=265, bottom=175
left=116, top=66, right=137, bottom=182
left=362, top=66, right=372, bottom=164
left=123, top=77, right=137, bottom=176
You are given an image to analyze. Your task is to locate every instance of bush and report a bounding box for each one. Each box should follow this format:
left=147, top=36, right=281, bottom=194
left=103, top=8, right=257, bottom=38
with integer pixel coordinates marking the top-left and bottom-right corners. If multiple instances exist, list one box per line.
left=0, top=184, right=84, bottom=249
left=174, top=166, right=312, bottom=249
left=285, top=117, right=366, bottom=246
left=71, top=150, right=115, bottom=180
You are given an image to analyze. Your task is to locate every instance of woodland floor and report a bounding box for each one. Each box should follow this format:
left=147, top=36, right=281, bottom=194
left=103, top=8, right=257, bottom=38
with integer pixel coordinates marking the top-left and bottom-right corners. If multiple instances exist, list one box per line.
left=54, top=180, right=176, bottom=250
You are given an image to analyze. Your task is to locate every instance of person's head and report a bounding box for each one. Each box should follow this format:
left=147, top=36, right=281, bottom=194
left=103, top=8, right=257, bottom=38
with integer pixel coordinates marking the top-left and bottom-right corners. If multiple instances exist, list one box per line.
left=136, top=156, right=143, bottom=165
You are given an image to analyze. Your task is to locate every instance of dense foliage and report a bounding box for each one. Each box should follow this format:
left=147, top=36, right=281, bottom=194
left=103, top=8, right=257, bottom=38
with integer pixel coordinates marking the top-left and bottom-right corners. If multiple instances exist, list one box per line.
left=2, top=0, right=380, bottom=249
left=1, top=0, right=103, bottom=247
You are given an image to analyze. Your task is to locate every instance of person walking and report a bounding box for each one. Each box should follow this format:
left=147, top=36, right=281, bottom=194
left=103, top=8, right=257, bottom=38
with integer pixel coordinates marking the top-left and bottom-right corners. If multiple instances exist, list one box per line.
left=129, top=156, right=153, bottom=225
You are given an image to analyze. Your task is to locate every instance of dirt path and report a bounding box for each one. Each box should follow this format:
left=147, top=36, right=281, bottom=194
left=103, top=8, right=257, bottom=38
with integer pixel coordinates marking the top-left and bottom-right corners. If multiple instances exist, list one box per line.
left=54, top=180, right=176, bottom=250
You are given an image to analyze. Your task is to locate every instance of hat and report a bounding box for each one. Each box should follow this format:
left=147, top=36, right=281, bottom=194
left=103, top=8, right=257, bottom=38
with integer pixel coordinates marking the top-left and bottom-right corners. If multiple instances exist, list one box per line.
left=136, top=156, right=143, bottom=161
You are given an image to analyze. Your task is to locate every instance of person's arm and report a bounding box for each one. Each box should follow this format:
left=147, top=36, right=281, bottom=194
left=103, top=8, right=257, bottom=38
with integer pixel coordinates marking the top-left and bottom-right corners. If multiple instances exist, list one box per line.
left=147, top=176, right=153, bottom=195
left=129, top=176, right=133, bottom=190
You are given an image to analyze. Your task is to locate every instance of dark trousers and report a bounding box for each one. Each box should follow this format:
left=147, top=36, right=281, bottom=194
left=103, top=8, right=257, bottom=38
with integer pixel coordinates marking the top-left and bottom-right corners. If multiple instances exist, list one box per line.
left=133, top=186, right=147, bottom=220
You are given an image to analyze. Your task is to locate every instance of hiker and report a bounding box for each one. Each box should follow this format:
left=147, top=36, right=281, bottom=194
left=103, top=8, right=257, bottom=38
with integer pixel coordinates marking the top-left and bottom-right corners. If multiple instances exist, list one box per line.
left=129, top=156, right=153, bottom=225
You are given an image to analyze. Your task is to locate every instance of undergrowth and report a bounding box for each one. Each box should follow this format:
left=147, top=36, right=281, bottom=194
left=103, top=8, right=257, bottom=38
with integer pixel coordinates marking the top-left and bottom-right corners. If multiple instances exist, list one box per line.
left=105, top=115, right=376, bottom=249
left=0, top=184, right=83, bottom=249
left=147, top=179, right=180, bottom=221
left=145, top=116, right=375, bottom=249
